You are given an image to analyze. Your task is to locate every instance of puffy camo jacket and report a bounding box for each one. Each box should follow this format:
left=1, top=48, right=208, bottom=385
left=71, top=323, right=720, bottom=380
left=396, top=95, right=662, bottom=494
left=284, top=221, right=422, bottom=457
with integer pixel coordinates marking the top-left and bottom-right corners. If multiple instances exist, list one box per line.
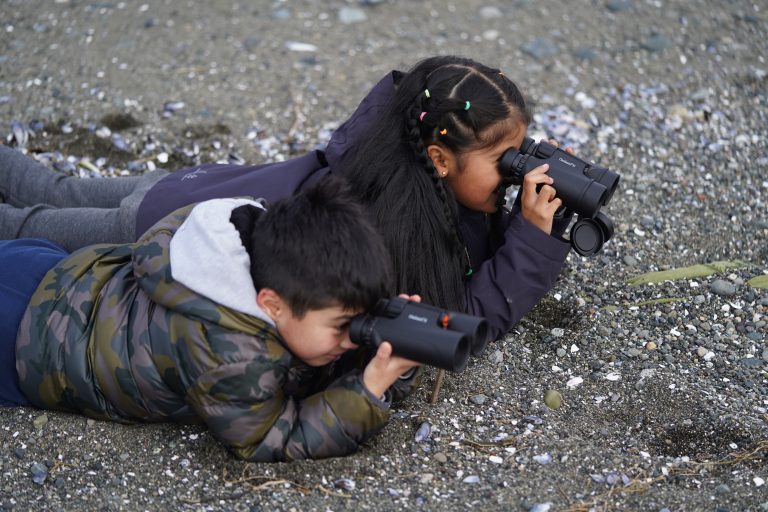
left=15, top=202, right=402, bottom=462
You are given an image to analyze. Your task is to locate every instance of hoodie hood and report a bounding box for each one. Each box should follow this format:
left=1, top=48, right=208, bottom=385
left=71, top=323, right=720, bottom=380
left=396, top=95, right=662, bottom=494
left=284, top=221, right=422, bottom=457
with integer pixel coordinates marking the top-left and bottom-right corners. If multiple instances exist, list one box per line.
left=169, top=198, right=275, bottom=326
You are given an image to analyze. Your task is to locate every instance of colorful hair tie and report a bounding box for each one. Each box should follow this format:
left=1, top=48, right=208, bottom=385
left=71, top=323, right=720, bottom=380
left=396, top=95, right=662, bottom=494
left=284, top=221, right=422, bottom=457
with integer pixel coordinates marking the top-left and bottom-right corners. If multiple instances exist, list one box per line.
left=464, top=101, right=471, bottom=111
left=424, top=89, right=431, bottom=98
left=439, top=128, right=448, bottom=135
left=419, top=111, right=427, bottom=122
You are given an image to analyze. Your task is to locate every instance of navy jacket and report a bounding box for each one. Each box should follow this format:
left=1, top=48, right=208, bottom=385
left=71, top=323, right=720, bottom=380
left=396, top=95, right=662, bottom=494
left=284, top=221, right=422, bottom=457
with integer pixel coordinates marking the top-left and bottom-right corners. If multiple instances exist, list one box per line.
left=136, top=71, right=571, bottom=340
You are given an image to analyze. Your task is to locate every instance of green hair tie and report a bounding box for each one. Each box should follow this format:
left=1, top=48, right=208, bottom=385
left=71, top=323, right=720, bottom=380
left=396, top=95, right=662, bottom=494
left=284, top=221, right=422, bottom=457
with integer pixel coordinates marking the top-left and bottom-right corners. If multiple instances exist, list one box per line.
left=464, top=101, right=470, bottom=111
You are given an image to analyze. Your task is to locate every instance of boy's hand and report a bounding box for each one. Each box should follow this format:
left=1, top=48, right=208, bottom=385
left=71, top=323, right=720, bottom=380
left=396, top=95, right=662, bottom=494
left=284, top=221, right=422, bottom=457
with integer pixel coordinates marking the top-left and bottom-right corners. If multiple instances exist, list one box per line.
left=362, top=294, right=423, bottom=399
left=519, top=139, right=575, bottom=235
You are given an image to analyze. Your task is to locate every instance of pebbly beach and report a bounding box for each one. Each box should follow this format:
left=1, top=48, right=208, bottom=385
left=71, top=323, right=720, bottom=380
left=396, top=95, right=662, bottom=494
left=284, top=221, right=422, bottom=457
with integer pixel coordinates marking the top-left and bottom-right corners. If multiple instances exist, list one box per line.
left=1, top=0, right=767, bottom=510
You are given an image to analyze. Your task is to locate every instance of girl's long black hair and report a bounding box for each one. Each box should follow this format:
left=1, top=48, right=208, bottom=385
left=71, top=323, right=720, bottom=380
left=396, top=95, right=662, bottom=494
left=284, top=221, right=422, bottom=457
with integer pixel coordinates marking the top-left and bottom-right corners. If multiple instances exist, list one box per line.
left=339, top=56, right=531, bottom=311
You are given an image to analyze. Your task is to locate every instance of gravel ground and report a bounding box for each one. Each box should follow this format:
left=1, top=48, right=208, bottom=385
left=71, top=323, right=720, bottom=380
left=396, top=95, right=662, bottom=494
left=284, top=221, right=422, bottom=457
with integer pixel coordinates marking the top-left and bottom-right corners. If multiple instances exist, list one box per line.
left=1, top=1, right=767, bottom=510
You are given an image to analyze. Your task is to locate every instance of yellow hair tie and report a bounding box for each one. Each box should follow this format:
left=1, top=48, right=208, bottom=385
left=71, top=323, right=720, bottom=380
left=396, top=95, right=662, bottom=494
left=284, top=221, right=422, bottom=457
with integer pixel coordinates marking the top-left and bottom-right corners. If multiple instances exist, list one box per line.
left=439, top=128, right=448, bottom=135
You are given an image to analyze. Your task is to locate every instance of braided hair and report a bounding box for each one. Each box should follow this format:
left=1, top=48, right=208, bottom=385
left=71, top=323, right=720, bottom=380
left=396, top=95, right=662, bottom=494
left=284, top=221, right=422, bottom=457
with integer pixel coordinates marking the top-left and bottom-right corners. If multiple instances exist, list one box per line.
left=339, top=56, right=531, bottom=311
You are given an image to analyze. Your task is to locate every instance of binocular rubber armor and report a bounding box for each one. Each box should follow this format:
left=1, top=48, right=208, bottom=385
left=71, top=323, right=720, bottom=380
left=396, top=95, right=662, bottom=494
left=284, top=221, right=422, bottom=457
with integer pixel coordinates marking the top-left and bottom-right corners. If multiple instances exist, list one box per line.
left=498, top=137, right=620, bottom=256
left=349, top=297, right=488, bottom=372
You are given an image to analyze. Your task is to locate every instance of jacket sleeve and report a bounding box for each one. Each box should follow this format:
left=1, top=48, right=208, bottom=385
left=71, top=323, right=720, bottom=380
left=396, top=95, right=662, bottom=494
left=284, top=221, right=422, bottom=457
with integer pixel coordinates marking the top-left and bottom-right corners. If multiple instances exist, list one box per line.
left=320, top=347, right=422, bottom=404
left=506, top=192, right=574, bottom=238
left=185, top=356, right=391, bottom=462
left=464, top=210, right=571, bottom=341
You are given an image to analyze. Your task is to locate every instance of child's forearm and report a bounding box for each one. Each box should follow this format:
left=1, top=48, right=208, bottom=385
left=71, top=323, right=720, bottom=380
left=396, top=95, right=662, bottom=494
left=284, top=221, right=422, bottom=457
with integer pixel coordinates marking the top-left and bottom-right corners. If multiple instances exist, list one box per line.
left=189, top=366, right=390, bottom=462
left=464, top=213, right=570, bottom=340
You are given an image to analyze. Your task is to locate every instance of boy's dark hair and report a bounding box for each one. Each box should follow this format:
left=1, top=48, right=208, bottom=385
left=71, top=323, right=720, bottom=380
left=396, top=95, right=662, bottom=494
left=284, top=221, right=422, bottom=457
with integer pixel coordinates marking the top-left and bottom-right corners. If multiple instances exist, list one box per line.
left=339, top=55, right=531, bottom=311
left=230, top=175, right=393, bottom=318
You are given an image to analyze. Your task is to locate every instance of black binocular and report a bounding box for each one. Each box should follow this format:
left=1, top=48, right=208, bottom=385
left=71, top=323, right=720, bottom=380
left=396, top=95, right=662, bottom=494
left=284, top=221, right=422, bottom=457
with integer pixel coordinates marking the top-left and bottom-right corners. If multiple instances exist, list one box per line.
left=349, top=297, right=488, bottom=372
left=498, top=137, right=620, bottom=256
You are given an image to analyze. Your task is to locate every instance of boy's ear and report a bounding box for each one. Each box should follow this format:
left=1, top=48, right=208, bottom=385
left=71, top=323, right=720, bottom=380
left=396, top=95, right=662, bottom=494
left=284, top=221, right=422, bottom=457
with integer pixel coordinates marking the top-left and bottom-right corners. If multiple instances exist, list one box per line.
left=256, top=288, right=286, bottom=321
left=426, top=144, right=456, bottom=178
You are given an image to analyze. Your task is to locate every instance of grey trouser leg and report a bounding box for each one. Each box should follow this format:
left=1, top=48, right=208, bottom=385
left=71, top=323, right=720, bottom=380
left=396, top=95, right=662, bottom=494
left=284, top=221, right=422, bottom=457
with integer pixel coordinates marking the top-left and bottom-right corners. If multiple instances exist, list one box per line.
left=0, top=146, right=168, bottom=251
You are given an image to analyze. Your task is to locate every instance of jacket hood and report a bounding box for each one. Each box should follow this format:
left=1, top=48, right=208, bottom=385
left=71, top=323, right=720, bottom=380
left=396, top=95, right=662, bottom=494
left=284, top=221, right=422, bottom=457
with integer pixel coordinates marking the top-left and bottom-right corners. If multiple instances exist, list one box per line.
left=168, top=198, right=275, bottom=327
left=324, top=70, right=400, bottom=172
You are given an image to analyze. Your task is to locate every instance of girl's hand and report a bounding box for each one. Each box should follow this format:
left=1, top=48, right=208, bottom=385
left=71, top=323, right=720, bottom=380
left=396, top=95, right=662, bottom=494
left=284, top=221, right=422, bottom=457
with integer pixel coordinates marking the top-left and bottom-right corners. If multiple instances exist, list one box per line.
left=549, top=138, right=576, bottom=157
left=519, top=139, right=574, bottom=234
left=362, top=293, right=422, bottom=398
left=520, top=164, right=562, bottom=235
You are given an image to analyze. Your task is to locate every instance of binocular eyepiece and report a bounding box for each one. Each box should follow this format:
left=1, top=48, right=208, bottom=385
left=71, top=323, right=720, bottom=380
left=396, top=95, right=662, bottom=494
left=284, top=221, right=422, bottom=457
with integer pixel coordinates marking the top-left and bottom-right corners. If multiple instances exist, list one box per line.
left=498, top=137, right=620, bottom=256
left=349, top=297, right=488, bottom=372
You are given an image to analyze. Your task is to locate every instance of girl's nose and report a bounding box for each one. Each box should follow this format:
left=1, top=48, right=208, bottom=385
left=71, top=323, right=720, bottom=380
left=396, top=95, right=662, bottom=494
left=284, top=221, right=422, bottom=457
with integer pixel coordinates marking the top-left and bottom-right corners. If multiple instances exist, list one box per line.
left=341, top=335, right=359, bottom=351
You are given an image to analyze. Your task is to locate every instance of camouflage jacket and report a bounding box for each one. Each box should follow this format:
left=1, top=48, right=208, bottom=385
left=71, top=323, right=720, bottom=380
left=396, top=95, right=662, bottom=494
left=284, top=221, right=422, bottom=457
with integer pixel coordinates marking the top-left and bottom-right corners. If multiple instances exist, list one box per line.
left=16, top=200, right=414, bottom=461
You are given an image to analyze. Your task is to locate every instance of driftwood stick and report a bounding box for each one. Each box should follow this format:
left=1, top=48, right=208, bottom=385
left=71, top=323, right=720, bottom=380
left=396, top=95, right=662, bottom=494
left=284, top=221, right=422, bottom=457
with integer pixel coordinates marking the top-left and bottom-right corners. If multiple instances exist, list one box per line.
left=429, top=369, right=445, bottom=404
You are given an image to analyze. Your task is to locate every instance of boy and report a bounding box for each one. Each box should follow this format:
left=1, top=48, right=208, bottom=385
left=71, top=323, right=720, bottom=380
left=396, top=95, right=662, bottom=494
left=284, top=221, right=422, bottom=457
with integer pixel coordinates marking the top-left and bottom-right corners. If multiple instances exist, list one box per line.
left=2, top=176, right=421, bottom=462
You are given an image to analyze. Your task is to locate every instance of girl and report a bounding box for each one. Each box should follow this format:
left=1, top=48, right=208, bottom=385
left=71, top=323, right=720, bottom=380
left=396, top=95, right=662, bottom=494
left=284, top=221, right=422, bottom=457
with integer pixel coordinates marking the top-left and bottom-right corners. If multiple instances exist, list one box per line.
left=0, top=55, right=572, bottom=340
left=335, top=56, right=571, bottom=340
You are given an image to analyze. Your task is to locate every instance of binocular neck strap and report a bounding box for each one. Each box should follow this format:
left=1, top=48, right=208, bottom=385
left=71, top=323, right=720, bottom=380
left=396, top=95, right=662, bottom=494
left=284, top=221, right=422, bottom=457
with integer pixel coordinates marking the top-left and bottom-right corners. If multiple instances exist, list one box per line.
left=494, top=184, right=507, bottom=209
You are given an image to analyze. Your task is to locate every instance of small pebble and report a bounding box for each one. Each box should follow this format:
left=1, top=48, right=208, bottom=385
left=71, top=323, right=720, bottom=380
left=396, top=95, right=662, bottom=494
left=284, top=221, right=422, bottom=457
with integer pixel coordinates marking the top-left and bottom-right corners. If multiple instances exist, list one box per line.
left=522, top=38, right=559, bottom=59
left=414, top=422, right=431, bottom=443
left=544, top=390, right=562, bottom=410
left=471, top=394, right=487, bottom=405
left=711, top=279, right=737, bottom=296
left=338, top=7, right=367, bottom=24
left=606, top=0, right=634, bottom=12
left=30, top=462, right=48, bottom=485
left=642, top=34, right=673, bottom=52
left=715, top=483, right=731, bottom=495
left=566, top=377, right=583, bottom=389
left=333, top=478, right=355, bottom=492
left=33, top=414, right=48, bottom=430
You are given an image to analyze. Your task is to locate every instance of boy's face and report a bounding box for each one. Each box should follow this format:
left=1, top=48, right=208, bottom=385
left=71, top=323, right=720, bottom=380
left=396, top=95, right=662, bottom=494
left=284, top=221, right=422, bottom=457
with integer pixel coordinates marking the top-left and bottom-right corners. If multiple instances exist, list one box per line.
left=257, top=288, right=363, bottom=366
left=278, top=305, right=361, bottom=366
left=277, top=306, right=357, bottom=366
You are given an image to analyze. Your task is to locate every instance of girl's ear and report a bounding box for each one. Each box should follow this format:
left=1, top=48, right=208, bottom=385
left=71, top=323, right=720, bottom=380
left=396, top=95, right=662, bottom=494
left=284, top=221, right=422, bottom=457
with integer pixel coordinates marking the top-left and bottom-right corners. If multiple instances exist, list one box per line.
left=426, top=144, right=456, bottom=178
left=256, top=288, right=286, bottom=322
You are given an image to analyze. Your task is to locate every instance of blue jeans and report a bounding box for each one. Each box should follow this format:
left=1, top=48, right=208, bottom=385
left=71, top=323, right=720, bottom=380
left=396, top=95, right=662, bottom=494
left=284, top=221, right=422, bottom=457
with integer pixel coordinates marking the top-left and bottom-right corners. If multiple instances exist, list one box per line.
left=0, top=239, right=68, bottom=406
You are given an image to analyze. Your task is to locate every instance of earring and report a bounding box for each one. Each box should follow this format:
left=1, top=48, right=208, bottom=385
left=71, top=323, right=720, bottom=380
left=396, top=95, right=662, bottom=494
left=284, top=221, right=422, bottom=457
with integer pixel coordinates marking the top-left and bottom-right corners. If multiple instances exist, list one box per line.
left=440, top=171, right=447, bottom=177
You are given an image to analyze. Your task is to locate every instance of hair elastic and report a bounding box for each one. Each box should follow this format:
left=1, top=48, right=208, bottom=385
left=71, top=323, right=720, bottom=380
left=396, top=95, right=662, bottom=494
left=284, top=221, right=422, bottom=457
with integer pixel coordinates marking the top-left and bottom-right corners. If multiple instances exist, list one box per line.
left=464, top=101, right=471, bottom=111
left=439, top=128, right=447, bottom=135
left=424, top=89, right=431, bottom=98
left=419, top=111, right=427, bottom=122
